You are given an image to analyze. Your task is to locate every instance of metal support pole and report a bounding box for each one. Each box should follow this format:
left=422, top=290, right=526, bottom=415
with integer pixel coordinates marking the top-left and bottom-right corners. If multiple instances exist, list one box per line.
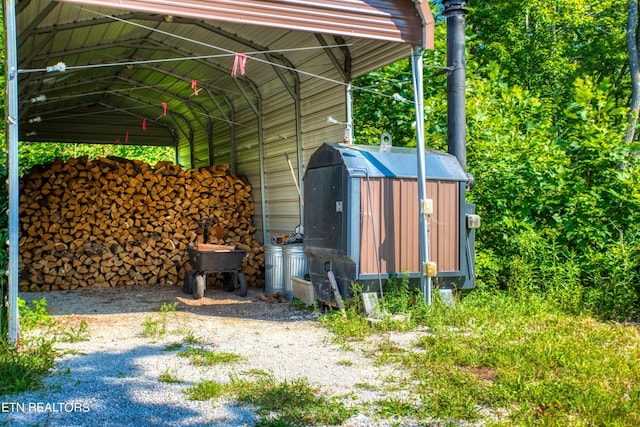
left=444, top=0, right=468, bottom=171
left=258, top=108, right=268, bottom=244
left=4, top=0, right=20, bottom=343
left=411, top=46, right=431, bottom=305
left=346, top=83, right=354, bottom=143
left=294, top=94, right=304, bottom=225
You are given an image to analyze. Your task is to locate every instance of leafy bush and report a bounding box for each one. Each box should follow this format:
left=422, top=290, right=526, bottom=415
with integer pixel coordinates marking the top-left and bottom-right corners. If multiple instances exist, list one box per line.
left=0, top=337, right=57, bottom=396
left=583, top=240, right=640, bottom=321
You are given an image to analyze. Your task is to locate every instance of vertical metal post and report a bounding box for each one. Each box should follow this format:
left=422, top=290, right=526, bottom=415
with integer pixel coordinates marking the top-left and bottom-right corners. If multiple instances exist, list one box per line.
left=4, top=0, right=21, bottom=343
left=444, top=0, right=468, bottom=171
left=258, top=106, right=268, bottom=244
left=294, top=93, right=304, bottom=225
left=412, top=46, right=431, bottom=305
left=346, top=83, right=354, bottom=143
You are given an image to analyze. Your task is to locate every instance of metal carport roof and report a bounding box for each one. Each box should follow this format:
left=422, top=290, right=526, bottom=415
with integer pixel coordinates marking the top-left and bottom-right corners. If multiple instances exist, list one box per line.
left=4, top=0, right=439, bottom=341
left=13, top=0, right=434, bottom=162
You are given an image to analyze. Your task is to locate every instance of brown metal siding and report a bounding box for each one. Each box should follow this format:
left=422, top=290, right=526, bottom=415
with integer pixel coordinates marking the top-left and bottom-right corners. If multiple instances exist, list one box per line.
left=359, top=178, right=459, bottom=275
left=57, top=0, right=434, bottom=48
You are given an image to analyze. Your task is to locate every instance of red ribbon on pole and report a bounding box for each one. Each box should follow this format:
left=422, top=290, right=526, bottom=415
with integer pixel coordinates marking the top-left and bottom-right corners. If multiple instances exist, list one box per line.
left=142, top=118, right=147, bottom=131
left=231, top=53, right=247, bottom=77
left=162, top=102, right=167, bottom=116
left=191, top=80, right=201, bottom=96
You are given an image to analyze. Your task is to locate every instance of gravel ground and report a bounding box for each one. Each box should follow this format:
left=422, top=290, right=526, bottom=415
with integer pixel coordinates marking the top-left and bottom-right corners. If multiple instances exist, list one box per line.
left=0, top=285, right=425, bottom=427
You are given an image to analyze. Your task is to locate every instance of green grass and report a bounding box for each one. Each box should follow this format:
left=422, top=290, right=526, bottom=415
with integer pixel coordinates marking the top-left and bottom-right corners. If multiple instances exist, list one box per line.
left=0, top=337, right=58, bottom=396
left=231, top=375, right=354, bottom=427
left=178, top=346, right=245, bottom=366
left=184, top=373, right=355, bottom=426
left=141, top=301, right=182, bottom=339
left=407, top=292, right=640, bottom=425
left=182, top=329, right=200, bottom=344
left=322, top=284, right=640, bottom=426
left=141, top=316, right=165, bottom=339
left=18, top=298, right=55, bottom=329
left=159, top=302, right=178, bottom=313
left=164, top=342, right=183, bottom=351
left=58, top=320, right=90, bottom=343
left=0, top=298, right=59, bottom=396
left=184, top=380, right=225, bottom=401
left=158, top=368, right=182, bottom=384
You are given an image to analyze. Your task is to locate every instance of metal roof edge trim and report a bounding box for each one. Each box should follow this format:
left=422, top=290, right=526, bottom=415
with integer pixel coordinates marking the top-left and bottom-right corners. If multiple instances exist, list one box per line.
left=413, top=0, right=435, bottom=49
left=55, top=0, right=435, bottom=47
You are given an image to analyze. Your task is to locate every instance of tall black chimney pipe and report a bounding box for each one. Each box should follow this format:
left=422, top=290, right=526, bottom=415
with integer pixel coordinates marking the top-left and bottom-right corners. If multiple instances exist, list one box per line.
left=444, top=0, right=468, bottom=172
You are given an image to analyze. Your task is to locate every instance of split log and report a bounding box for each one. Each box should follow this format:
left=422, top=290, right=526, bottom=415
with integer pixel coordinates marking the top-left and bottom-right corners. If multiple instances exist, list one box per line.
left=18, top=156, right=265, bottom=291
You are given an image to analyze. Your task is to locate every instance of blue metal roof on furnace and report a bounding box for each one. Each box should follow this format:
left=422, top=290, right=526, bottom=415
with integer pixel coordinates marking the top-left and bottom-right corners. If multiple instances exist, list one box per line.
left=305, top=143, right=467, bottom=181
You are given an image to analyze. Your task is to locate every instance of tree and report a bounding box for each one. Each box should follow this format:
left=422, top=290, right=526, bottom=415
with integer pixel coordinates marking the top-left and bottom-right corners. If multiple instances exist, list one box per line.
left=468, top=0, right=627, bottom=110
left=626, top=0, right=640, bottom=142
left=17, top=143, right=174, bottom=176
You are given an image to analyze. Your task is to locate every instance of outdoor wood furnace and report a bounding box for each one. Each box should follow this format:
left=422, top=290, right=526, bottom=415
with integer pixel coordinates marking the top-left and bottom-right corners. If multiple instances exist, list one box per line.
left=303, top=142, right=478, bottom=304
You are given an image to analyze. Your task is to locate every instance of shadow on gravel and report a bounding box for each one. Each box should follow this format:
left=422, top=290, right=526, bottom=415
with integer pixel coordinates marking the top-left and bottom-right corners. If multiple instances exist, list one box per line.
left=0, top=343, right=257, bottom=427
left=20, top=285, right=318, bottom=322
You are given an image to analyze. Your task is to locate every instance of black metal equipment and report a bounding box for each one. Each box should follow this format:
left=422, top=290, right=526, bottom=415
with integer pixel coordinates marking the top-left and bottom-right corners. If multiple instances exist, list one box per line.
left=303, top=143, right=479, bottom=306
left=183, top=217, right=248, bottom=299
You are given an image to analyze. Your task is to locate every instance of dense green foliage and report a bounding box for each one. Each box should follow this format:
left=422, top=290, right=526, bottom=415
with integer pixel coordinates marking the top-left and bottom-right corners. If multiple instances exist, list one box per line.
left=17, top=143, right=175, bottom=175
left=353, top=0, right=640, bottom=320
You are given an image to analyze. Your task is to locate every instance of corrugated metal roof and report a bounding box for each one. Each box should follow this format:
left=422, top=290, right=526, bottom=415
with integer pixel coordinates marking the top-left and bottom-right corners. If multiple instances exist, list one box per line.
left=57, top=0, right=434, bottom=47
left=16, top=1, right=434, bottom=157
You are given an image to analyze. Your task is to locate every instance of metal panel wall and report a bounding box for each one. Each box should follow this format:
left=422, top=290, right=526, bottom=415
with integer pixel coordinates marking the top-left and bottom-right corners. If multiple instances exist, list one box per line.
left=236, top=65, right=347, bottom=243
left=359, top=178, right=460, bottom=275
left=262, top=98, right=300, bottom=238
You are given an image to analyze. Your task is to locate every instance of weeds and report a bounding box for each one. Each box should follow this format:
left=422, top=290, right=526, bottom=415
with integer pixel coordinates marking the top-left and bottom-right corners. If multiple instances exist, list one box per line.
left=322, top=283, right=640, bottom=426
left=180, top=353, right=353, bottom=426
left=59, top=320, right=90, bottom=343
left=232, top=375, right=354, bottom=426
left=158, top=368, right=182, bottom=384
left=159, top=302, right=178, bottom=313
left=141, top=317, right=165, bottom=339
left=178, top=346, right=245, bottom=366
left=140, top=301, right=181, bottom=339
left=0, top=298, right=59, bottom=396
left=182, top=329, right=200, bottom=344
left=290, top=297, right=317, bottom=312
left=204, top=373, right=354, bottom=426
left=184, top=380, right=225, bottom=401
left=18, top=298, right=54, bottom=329
left=164, top=342, right=183, bottom=351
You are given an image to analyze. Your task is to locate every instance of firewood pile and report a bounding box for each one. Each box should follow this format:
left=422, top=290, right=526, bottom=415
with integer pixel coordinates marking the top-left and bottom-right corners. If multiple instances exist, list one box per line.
left=18, top=156, right=265, bottom=292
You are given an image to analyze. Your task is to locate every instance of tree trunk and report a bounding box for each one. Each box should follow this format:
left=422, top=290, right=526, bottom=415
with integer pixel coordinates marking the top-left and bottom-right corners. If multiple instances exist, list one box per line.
left=626, top=0, right=640, bottom=143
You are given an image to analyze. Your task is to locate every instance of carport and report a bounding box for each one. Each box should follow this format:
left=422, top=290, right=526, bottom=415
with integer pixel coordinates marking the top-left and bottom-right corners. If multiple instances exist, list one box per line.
left=4, top=0, right=443, bottom=341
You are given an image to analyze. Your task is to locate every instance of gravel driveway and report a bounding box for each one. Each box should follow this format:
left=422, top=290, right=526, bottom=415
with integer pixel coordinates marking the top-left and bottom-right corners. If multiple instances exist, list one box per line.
left=0, top=285, right=417, bottom=427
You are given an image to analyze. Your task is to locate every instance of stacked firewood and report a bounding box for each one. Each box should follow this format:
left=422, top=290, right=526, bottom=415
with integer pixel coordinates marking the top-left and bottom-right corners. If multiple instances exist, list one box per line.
left=18, top=156, right=265, bottom=292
